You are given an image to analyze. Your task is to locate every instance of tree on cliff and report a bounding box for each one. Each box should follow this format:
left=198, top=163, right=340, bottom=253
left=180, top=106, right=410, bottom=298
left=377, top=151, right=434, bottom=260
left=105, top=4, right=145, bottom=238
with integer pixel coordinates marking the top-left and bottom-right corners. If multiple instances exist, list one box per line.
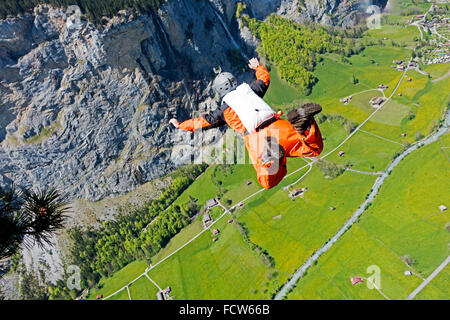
left=0, top=183, right=69, bottom=260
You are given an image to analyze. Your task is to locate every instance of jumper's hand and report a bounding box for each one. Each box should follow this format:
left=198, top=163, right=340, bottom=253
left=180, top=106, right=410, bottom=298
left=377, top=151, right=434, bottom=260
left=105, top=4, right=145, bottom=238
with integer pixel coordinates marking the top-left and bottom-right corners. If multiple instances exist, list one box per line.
left=169, top=118, right=180, bottom=128
left=248, top=57, right=260, bottom=70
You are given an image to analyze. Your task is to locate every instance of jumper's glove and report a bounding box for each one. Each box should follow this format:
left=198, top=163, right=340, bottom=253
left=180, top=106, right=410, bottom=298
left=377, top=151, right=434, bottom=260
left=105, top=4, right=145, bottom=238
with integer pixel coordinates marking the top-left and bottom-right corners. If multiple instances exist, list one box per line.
left=248, top=57, right=260, bottom=70
left=169, top=118, right=180, bottom=128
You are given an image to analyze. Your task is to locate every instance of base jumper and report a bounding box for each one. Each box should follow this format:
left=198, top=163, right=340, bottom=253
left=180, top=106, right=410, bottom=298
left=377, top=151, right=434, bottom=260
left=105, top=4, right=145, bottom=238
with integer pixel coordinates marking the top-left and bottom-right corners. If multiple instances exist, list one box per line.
left=169, top=58, right=323, bottom=189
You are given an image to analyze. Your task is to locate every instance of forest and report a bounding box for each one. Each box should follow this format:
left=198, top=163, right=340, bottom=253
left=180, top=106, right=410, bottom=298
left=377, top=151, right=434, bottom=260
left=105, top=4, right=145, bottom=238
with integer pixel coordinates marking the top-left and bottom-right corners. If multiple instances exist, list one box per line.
left=0, top=0, right=164, bottom=23
left=241, top=14, right=368, bottom=95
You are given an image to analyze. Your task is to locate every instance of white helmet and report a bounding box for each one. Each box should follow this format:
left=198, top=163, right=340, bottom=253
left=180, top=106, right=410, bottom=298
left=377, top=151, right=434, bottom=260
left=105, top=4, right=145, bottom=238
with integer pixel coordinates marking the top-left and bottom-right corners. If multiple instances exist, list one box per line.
left=213, top=72, right=237, bottom=98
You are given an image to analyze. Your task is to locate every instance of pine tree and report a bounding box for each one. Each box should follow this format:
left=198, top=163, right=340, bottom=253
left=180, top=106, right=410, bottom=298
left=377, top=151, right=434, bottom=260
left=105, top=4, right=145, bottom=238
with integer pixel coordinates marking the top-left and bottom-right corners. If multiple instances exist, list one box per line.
left=0, top=183, right=69, bottom=260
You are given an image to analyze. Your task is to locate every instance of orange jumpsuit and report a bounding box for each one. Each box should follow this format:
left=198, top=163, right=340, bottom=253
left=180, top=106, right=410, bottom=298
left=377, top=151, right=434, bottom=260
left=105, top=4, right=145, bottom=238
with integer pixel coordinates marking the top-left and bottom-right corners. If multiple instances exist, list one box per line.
left=177, top=65, right=323, bottom=189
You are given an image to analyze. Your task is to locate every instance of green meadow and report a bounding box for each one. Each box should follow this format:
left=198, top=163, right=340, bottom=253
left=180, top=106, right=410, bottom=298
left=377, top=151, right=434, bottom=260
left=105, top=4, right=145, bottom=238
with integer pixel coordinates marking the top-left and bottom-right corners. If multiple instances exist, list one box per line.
left=326, top=130, right=404, bottom=172
left=147, top=217, right=278, bottom=299
left=287, top=133, right=450, bottom=300
left=86, top=260, right=147, bottom=300
left=82, top=1, right=449, bottom=299
left=128, top=275, right=159, bottom=300
left=234, top=164, right=377, bottom=275
left=413, top=267, right=449, bottom=300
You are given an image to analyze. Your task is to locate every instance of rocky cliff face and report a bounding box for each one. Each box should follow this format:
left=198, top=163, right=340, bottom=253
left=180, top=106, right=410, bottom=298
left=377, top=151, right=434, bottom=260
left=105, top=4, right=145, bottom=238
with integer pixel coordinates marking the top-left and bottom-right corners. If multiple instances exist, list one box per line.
left=0, top=0, right=386, bottom=202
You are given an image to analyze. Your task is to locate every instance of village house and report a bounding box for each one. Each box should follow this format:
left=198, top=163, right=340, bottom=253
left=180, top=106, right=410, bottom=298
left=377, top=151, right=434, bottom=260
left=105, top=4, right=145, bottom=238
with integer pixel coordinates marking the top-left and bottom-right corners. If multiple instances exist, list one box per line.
left=206, top=198, right=218, bottom=209
left=371, top=96, right=384, bottom=107
left=340, top=95, right=352, bottom=104
left=351, top=277, right=364, bottom=285
left=202, top=212, right=212, bottom=229
left=289, top=187, right=307, bottom=200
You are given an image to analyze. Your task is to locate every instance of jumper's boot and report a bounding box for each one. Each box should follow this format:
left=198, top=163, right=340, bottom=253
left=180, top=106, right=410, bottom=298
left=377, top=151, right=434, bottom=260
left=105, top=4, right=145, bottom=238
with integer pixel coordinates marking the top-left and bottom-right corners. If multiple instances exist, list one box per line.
left=287, top=103, right=322, bottom=134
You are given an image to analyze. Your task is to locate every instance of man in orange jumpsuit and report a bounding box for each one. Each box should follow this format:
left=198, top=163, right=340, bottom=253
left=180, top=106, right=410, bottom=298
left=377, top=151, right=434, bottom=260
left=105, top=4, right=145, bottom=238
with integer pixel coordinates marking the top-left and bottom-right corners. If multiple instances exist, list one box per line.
left=169, top=58, right=323, bottom=189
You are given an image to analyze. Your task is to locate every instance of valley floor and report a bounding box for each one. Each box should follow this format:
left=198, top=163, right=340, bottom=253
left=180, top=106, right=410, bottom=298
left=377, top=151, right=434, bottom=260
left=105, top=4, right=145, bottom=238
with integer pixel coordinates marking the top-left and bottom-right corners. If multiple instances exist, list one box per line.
left=84, top=1, right=449, bottom=301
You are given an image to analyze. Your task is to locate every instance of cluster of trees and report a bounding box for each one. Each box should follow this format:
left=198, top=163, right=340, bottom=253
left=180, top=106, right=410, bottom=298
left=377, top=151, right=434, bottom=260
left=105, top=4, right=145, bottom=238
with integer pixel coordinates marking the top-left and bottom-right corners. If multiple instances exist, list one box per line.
left=48, top=164, right=207, bottom=299
left=210, top=164, right=233, bottom=199
left=241, top=15, right=366, bottom=95
left=0, top=0, right=164, bottom=24
left=314, top=159, right=348, bottom=179
left=316, top=113, right=359, bottom=134
left=234, top=219, right=275, bottom=269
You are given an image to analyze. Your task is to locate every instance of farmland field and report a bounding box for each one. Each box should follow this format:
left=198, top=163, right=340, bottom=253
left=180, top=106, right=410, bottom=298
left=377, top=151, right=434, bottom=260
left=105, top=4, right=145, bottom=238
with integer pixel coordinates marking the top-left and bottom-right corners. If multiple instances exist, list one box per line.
left=84, top=1, right=449, bottom=301
left=286, top=132, right=450, bottom=300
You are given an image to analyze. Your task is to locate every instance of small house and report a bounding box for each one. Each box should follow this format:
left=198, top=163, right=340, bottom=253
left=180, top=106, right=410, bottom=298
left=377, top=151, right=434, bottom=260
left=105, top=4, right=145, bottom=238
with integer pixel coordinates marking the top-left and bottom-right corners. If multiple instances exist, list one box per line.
left=212, top=228, right=220, bottom=236
left=407, top=77, right=412, bottom=82
left=246, top=181, right=252, bottom=186
left=212, top=237, right=218, bottom=242
left=228, top=219, right=233, bottom=224
left=338, top=151, right=345, bottom=157
left=371, top=96, right=384, bottom=106
left=438, top=205, right=447, bottom=212
left=329, top=206, right=336, bottom=211
left=96, top=294, right=103, bottom=300
left=206, top=198, right=218, bottom=209
left=351, top=277, right=364, bottom=285
left=202, top=212, right=212, bottom=228
left=401, top=133, right=406, bottom=137
left=156, top=291, right=165, bottom=300
left=404, top=270, right=412, bottom=276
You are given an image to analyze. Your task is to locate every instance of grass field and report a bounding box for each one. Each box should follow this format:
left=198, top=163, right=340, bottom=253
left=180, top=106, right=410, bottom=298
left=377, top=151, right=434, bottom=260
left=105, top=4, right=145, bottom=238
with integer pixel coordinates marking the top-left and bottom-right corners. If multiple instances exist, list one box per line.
left=422, top=63, right=450, bottom=79
left=413, top=266, right=449, bottom=300
left=236, top=167, right=377, bottom=274
left=86, top=260, right=148, bottom=300
left=128, top=275, right=159, bottom=300
left=364, top=25, right=420, bottom=47
left=327, top=130, right=404, bottom=172
left=363, top=74, right=450, bottom=143
left=286, top=133, right=450, bottom=300
left=147, top=217, right=278, bottom=299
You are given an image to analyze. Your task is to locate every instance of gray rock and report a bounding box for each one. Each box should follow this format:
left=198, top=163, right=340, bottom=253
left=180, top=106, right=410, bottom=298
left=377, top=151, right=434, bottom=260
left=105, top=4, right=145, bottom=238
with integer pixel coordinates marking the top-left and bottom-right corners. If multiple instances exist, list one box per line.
left=0, top=1, right=386, bottom=202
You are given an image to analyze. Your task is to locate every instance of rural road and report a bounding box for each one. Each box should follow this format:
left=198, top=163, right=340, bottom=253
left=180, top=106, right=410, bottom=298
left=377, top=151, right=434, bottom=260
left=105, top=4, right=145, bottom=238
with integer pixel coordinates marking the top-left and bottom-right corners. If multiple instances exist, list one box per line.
left=405, top=255, right=450, bottom=300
